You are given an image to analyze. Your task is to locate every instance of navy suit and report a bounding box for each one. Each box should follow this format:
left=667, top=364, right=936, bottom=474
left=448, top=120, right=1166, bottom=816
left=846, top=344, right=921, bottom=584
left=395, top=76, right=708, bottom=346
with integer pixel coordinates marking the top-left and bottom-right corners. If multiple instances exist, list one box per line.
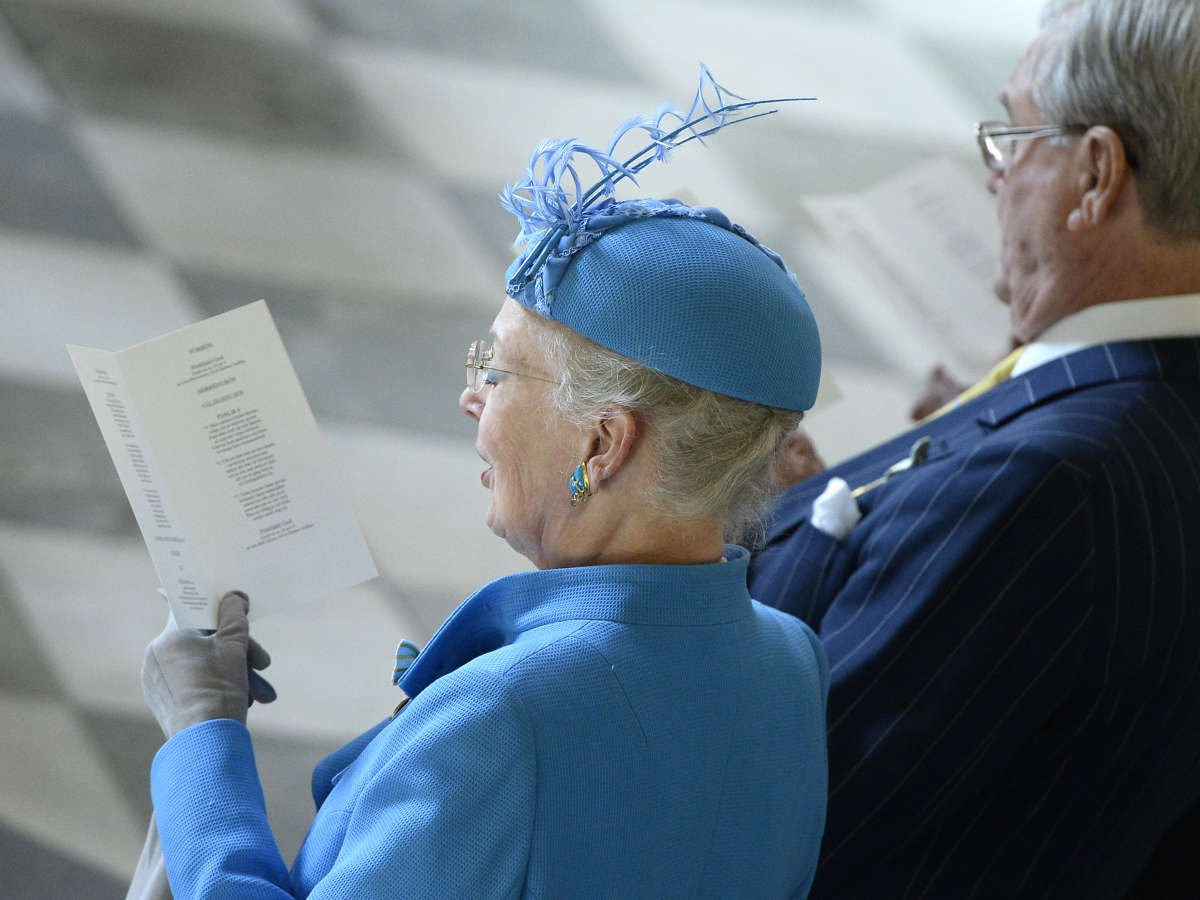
left=750, top=338, right=1200, bottom=898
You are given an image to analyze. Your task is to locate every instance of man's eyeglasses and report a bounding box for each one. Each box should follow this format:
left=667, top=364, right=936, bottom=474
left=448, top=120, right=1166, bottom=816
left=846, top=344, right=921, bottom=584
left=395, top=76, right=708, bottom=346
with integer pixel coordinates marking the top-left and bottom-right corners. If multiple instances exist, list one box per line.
left=465, top=339, right=556, bottom=391
left=975, top=121, right=1088, bottom=171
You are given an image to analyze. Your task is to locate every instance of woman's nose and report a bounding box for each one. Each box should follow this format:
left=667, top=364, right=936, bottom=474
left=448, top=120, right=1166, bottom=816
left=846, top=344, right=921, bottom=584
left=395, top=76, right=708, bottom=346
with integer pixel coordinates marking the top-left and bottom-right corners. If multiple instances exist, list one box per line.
left=459, top=385, right=483, bottom=420
left=986, top=167, right=1003, bottom=195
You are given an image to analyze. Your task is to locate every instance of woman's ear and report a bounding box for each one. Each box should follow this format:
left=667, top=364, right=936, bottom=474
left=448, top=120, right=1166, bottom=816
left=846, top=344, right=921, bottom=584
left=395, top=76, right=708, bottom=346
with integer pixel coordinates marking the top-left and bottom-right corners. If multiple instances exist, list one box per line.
left=584, top=407, right=638, bottom=487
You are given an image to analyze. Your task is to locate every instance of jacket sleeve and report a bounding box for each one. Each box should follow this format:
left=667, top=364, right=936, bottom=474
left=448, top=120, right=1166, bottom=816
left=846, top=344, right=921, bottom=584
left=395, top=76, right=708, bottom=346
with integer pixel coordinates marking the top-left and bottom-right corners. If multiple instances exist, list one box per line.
left=754, top=436, right=1100, bottom=889
left=152, top=669, right=537, bottom=899
left=750, top=514, right=849, bottom=627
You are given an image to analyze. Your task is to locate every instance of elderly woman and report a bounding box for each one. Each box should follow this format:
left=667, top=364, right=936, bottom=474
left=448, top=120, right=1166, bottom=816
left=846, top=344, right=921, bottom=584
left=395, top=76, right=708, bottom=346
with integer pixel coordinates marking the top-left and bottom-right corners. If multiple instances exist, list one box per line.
left=136, top=75, right=828, bottom=898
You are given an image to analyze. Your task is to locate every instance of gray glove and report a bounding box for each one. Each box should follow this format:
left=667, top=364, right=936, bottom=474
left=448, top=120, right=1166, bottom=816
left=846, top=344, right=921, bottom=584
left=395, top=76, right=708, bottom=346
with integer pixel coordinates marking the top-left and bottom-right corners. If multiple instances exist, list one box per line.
left=141, top=592, right=276, bottom=739
left=126, top=811, right=171, bottom=900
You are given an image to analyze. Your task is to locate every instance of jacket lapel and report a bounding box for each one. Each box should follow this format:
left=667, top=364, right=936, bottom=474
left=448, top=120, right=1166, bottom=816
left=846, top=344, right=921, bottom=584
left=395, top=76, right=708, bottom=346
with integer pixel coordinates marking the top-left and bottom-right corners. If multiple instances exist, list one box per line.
left=975, top=339, right=1199, bottom=427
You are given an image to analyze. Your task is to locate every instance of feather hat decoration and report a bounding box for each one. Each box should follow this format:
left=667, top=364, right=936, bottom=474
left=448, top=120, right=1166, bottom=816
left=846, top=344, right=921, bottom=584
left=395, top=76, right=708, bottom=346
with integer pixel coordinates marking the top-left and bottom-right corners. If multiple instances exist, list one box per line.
left=502, top=65, right=811, bottom=309
left=499, top=67, right=823, bottom=412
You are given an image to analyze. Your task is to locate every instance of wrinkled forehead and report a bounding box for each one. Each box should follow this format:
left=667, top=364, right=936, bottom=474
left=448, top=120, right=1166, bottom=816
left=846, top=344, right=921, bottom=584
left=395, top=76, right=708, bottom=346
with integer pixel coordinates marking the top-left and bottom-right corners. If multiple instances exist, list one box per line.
left=489, top=298, right=545, bottom=363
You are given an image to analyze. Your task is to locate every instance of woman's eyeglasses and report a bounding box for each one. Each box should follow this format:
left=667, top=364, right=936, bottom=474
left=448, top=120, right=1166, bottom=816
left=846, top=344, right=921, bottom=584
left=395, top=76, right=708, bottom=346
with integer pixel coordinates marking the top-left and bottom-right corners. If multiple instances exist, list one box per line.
left=465, top=339, right=556, bottom=390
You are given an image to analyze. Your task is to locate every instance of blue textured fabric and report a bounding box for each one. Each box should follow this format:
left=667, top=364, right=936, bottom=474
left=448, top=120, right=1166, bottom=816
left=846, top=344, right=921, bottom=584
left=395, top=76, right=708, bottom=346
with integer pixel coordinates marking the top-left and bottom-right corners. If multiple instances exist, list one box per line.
left=152, top=546, right=829, bottom=898
left=506, top=201, right=821, bottom=411
left=749, top=338, right=1200, bottom=898
left=498, top=69, right=820, bottom=412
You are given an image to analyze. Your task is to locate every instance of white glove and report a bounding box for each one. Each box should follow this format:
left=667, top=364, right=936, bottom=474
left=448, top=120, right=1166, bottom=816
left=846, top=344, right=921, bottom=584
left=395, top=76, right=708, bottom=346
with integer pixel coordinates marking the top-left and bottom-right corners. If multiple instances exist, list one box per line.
left=141, top=592, right=276, bottom=739
left=810, top=477, right=862, bottom=541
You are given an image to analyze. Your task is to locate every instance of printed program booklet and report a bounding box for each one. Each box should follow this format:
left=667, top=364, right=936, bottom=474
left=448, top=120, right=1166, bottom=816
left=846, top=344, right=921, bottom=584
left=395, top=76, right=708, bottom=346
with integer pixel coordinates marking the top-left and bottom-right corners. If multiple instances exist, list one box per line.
left=68, top=300, right=377, bottom=628
left=802, top=156, right=1011, bottom=382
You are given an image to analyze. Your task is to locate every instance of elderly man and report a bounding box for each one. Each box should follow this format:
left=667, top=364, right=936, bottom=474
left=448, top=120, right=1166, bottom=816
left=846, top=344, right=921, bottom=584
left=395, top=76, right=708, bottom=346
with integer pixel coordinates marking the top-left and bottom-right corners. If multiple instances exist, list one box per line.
left=750, top=0, right=1200, bottom=896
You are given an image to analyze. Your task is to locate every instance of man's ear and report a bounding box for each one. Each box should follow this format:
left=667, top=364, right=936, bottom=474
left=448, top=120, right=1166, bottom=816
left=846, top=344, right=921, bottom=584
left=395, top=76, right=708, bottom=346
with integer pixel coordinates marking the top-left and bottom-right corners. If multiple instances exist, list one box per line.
left=1067, top=125, right=1130, bottom=232
left=583, top=407, right=638, bottom=487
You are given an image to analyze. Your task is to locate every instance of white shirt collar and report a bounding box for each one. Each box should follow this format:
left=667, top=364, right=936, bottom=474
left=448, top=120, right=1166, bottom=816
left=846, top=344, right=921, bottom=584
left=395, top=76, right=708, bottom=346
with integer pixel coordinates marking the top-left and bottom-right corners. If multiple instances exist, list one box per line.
left=1012, top=293, right=1200, bottom=377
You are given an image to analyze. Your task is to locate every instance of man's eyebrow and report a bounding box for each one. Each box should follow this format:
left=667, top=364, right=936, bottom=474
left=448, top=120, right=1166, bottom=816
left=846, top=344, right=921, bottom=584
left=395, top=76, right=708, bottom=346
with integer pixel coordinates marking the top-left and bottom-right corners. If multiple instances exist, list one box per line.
left=998, top=92, right=1012, bottom=114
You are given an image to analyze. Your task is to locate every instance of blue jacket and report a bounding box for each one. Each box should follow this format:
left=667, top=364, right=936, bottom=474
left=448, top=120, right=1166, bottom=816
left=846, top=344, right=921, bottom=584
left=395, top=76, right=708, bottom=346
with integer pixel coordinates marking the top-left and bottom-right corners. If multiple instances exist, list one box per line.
left=750, top=338, right=1200, bottom=898
left=153, top=546, right=829, bottom=898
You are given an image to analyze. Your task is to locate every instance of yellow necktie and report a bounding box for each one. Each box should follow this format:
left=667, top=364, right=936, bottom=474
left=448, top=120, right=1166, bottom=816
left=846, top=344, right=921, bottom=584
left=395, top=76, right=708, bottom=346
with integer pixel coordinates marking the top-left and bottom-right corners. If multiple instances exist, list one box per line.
left=920, top=346, right=1026, bottom=423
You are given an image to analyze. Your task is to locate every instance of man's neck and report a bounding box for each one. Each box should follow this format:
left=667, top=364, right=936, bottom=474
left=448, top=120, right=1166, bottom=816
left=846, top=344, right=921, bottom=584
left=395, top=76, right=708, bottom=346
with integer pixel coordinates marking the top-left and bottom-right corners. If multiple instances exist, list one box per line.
left=1087, top=224, right=1200, bottom=308
left=1013, top=293, right=1200, bottom=376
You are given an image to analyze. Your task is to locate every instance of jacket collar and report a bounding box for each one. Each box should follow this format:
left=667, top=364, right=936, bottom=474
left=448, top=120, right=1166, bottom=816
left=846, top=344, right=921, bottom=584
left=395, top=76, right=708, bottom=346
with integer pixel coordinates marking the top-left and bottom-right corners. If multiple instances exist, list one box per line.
left=400, top=547, right=752, bottom=697
left=975, top=337, right=1200, bottom=427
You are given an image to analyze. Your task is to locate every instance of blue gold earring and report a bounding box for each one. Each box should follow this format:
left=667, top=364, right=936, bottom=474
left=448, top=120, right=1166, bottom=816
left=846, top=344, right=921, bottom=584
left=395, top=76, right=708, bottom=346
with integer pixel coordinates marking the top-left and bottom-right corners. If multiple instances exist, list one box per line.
left=569, top=461, right=592, bottom=507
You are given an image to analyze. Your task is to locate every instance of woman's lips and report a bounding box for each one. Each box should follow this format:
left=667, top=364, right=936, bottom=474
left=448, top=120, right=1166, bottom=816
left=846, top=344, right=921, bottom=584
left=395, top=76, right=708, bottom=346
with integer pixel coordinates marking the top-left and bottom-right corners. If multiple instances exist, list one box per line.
left=476, top=445, right=492, bottom=488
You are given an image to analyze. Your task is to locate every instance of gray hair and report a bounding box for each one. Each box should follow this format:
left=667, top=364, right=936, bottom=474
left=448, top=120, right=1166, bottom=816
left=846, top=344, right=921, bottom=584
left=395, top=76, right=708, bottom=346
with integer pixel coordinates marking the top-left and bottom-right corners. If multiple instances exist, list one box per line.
left=527, top=310, right=804, bottom=544
left=1035, top=0, right=1200, bottom=237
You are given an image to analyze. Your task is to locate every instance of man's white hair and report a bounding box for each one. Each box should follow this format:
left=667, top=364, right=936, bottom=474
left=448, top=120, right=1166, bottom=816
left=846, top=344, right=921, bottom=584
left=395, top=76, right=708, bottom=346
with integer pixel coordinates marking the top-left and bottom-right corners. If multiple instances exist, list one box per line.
left=1035, top=0, right=1200, bottom=237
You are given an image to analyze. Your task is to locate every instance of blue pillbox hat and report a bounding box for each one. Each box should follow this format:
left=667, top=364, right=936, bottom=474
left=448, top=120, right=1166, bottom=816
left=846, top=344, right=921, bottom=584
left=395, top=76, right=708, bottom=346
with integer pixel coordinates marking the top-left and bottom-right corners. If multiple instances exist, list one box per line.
left=501, top=69, right=821, bottom=412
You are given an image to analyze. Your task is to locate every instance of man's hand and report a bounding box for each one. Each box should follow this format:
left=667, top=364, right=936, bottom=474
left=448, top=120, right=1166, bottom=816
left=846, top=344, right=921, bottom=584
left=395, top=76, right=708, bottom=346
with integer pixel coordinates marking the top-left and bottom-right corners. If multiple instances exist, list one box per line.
left=141, top=592, right=276, bottom=739
left=777, top=426, right=827, bottom=488
left=909, top=365, right=969, bottom=421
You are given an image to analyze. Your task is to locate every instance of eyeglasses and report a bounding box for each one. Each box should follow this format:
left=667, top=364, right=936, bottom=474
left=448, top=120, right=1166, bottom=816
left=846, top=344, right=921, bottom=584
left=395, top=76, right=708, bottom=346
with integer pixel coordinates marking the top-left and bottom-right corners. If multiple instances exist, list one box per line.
left=975, top=121, right=1088, bottom=171
left=465, top=339, right=556, bottom=391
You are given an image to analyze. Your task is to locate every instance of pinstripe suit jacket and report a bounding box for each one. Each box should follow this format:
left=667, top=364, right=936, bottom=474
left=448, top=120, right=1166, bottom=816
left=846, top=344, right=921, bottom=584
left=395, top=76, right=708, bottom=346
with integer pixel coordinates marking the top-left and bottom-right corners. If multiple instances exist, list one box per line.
left=749, top=338, right=1200, bottom=899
